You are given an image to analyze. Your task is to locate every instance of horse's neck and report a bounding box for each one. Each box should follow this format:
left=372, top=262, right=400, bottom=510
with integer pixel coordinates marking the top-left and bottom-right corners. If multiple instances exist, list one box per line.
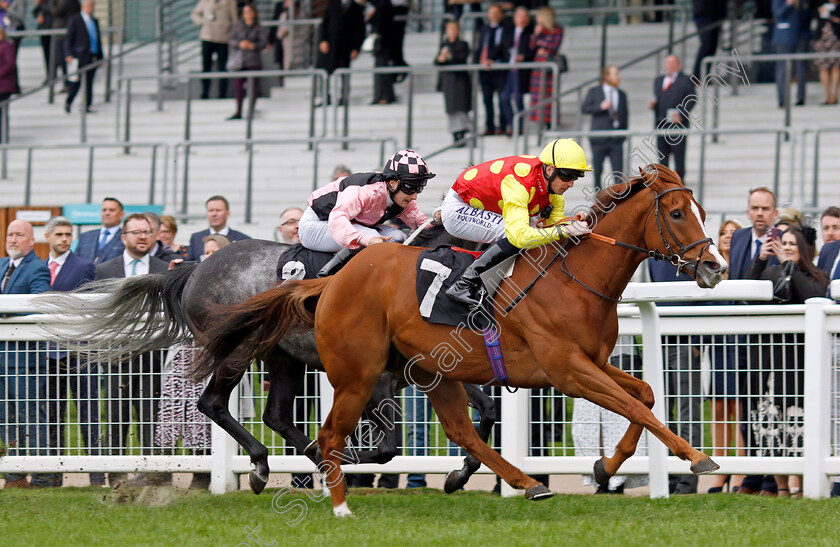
left=546, top=192, right=652, bottom=302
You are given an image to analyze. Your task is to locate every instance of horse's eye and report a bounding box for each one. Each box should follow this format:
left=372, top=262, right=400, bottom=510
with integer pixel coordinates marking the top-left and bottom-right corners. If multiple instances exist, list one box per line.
left=670, top=210, right=682, bottom=220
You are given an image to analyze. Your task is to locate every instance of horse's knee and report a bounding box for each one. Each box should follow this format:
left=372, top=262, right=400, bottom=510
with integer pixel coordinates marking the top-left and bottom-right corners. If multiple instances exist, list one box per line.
left=197, top=392, right=223, bottom=419
left=638, top=382, right=655, bottom=410
left=625, top=398, right=652, bottom=424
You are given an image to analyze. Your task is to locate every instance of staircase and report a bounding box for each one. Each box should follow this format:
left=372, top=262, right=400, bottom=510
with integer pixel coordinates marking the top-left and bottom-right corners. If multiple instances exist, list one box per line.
left=3, top=18, right=838, bottom=244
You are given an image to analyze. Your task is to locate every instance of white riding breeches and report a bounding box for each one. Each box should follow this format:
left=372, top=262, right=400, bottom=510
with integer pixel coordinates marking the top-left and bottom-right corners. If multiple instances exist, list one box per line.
left=440, top=189, right=506, bottom=244
left=298, top=206, right=407, bottom=252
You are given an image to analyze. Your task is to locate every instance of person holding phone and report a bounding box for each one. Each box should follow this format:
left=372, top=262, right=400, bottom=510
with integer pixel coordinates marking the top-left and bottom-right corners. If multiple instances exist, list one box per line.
left=744, top=227, right=828, bottom=498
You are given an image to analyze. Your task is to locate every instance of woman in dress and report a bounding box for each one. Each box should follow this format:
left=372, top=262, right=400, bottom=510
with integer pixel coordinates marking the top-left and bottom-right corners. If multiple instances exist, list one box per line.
left=744, top=226, right=828, bottom=497
left=815, top=0, right=840, bottom=104
left=707, top=220, right=744, bottom=493
left=158, top=215, right=189, bottom=259
left=528, top=6, right=563, bottom=126
left=227, top=2, right=268, bottom=120
left=434, top=19, right=471, bottom=147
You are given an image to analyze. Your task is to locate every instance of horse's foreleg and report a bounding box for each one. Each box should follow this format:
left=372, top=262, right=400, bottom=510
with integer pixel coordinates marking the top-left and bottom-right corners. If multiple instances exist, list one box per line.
left=424, top=376, right=552, bottom=500
left=592, top=363, right=655, bottom=485
left=261, top=352, right=323, bottom=464
left=197, top=366, right=271, bottom=494
left=558, top=355, right=717, bottom=475
left=443, top=382, right=497, bottom=494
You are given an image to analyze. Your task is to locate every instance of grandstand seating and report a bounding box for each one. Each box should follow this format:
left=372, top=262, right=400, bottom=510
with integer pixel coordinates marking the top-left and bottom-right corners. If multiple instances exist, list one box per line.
left=4, top=18, right=840, bottom=243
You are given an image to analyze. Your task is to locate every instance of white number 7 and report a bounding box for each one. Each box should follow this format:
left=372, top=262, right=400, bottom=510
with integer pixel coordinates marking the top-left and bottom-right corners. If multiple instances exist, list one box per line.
left=418, top=258, right=453, bottom=318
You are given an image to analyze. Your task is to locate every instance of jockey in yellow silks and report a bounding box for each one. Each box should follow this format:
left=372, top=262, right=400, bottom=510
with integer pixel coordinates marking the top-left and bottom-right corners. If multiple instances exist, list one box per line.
left=442, top=138, right=593, bottom=307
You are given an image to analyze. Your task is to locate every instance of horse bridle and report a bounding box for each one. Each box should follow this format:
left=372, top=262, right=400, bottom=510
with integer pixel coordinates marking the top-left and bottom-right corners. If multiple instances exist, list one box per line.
left=505, top=186, right=714, bottom=309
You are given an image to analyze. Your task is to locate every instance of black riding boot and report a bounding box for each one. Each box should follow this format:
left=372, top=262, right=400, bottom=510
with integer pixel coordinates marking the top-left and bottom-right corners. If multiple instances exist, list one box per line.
left=445, top=238, right=519, bottom=307
left=316, top=247, right=355, bottom=278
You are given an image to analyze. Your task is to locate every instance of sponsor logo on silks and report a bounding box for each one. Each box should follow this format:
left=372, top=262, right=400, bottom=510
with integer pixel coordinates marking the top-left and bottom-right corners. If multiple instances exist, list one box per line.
left=455, top=206, right=503, bottom=223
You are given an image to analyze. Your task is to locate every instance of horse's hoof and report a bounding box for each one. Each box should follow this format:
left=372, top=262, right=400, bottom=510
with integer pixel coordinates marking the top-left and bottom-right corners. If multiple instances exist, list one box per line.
left=304, top=440, right=322, bottom=463
left=690, top=457, right=720, bottom=475
left=525, top=483, right=554, bottom=501
left=593, top=457, right=611, bottom=487
left=444, top=470, right=467, bottom=494
left=332, top=501, right=353, bottom=518
left=249, top=469, right=268, bottom=495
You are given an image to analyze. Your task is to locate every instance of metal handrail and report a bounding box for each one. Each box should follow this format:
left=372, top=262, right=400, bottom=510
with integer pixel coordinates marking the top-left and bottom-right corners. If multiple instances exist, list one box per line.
left=540, top=126, right=796, bottom=205
left=116, top=68, right=329, bottom=152
left=701, top=51, right=840, bottom=133
left=171, top=135, right=397, bottom=223
left=513, top=14, right=753, bottom=155
left=5, top=26, right=123, bottom=106
left=0, top=28, right=178, bottom=148
left=0, top=141, right=167, bottom=205
left=330, top=61, right=559, bottom=149
left=799, top=126, right=840, bottom=208
left=262, top=18, right=322, bottom=68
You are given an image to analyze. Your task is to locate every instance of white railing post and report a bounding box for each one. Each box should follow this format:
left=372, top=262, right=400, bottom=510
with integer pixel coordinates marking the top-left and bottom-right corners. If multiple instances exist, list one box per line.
left=210, top=380, right=240, bottom=494
left=500, top=387, right=529, bottom=497
left=637, top=301, right=669, bottom=499
left=803, top=297, right=832, bottom=499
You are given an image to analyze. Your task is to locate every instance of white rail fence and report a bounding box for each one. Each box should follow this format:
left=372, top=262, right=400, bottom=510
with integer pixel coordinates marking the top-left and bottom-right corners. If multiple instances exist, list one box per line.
left=1, top=281, right=839, bottom=498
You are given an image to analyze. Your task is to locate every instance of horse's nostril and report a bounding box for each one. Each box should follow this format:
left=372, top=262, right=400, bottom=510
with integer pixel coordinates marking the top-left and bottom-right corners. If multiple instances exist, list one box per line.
left=703, top=261, right=720, bottom=271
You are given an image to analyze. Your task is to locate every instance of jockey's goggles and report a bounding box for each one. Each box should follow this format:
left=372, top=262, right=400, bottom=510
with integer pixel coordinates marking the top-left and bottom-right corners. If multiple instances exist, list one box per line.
left=550, top=168, right=585, bottom=182
left=396, top=179, right=426, bottom=195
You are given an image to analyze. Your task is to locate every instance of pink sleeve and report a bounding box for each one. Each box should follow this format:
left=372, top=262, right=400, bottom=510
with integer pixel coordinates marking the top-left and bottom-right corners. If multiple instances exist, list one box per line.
left=328, top=185, right=368, bottom=249
left=397, top=201, right=430, bottom=229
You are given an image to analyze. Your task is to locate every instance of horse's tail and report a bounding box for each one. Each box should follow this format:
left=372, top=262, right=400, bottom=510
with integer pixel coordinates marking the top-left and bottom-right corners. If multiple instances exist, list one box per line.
left=35, top=263, right=198, bottom=362
left=192, top=277, right=330, bottom=382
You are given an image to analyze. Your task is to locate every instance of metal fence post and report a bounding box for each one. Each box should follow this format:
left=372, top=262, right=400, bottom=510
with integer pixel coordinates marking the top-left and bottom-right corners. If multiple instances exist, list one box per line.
left=500, top=387, right=529, bottom=498
left=406, top=71, right=414, bottom=149
left=86, top=146, right=95, bottom=202
left=24, top=148, right=33, bottom=205
left=802, top=297, right=832, bottom=499
left=210, top=382, right=239, bottom=494
left=637, top=301, right=669, bottom=499
left=600, top=14, right=609, bottom=71
left=123, top=79, right=131, bottom=154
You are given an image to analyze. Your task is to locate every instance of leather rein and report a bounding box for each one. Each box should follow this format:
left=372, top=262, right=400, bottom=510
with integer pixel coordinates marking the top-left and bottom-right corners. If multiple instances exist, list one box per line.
left=505, top=187, right=713, bottom=309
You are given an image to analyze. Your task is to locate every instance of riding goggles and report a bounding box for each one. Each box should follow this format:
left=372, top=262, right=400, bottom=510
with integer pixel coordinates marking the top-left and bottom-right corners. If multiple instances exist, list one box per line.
left=554, top=168, right=585, bottom=182
left=396, top=179, right=426, bottom=195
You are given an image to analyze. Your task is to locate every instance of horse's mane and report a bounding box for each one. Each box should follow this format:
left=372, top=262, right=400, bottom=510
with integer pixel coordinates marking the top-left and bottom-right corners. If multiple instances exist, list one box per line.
left=410, top=223, right=486, bottom=251
left=588, top=164, right=684, bottom=224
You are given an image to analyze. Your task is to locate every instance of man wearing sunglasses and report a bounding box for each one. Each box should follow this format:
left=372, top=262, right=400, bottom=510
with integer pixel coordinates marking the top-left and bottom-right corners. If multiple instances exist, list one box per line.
left=443, top=138, right=593, bottom=308
left=298, top=149, right=437, bottom=277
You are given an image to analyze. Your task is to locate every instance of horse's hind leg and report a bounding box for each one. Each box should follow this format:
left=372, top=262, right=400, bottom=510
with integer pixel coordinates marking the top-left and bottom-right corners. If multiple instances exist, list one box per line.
left=444, top=382, right=497, bottom=494
left=261, top=350, right=323, bottom=464
left=197, top=366, right=270, bottom=495
left=423, top=375, right=551, bottom=500
left=592, top=363, right=655, bottom=486
left=318, top=369, right=386, bottom=517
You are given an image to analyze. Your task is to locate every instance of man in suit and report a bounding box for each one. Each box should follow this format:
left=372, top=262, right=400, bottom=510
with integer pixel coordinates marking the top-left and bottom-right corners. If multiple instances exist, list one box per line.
left=648, top=55, right=695, bottom=181
left=42, top=216, right=104, bottom=487
left=582, top=65, right=629, bottom=188
left=75, top=197, right=125, bottom=264
left=499, top=7, right=533, bottom=135
left=185, top=195, right=250, bottom=261
left=315, top=0, right=365, bottom=106
left=277, top=206, right=302, bottom=245
left=771, top=0, right=812, bottom=107
left=820, top=206, right=840, bottom=246
left=63, top=0, right=102, bottom=113
left=1, top=220, right=51, bottom=489
left=475, top=4, right=514, bottom=136
left=727, top=187, right=781, bottom=496
left=647, top=258, right=706, bottom=494
left=143, top=212, right=184, bottom=263
left=95, top=213, right=169, bottom=486
left=728, top=187, right=780, bottom=281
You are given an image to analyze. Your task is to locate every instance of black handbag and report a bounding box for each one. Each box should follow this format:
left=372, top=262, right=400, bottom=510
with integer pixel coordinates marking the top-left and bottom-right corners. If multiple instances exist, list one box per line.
left=771, top=261, right=796, bottom=303
left=554, top=53, right=569, bottom=74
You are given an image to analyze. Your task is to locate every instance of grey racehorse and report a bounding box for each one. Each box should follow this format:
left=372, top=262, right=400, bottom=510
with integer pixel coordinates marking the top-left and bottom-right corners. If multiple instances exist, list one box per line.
left=38, top=229, right=494, bottom=494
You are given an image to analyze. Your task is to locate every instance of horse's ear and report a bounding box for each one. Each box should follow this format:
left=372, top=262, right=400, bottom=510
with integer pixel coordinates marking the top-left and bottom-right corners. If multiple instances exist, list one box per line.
left=638, top=164, right=662, bottom=187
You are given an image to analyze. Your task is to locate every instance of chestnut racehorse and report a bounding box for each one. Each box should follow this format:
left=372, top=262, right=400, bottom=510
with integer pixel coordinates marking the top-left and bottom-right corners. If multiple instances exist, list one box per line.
left=199, top=164, right=727, bottom=516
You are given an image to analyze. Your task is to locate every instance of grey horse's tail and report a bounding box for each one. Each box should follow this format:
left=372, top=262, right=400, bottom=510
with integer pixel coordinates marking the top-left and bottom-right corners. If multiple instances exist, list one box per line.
left=35, top=263, right=198, bottom=363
